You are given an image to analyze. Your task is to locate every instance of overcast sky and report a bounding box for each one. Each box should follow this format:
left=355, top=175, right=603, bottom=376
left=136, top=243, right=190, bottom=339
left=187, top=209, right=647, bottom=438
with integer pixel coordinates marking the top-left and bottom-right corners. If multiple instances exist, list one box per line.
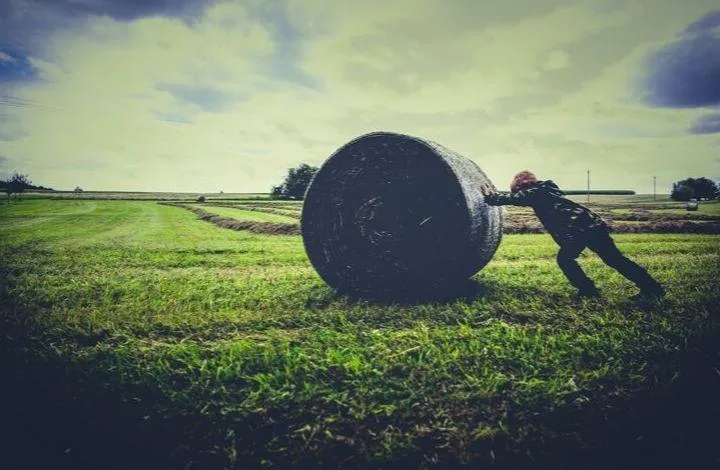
left=0, top=0, right=719, bottom=193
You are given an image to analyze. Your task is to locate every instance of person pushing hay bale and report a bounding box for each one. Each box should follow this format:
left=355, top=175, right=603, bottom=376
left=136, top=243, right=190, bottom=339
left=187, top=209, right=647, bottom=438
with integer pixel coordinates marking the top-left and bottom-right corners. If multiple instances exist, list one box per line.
left=301, top=131, right=503, bottom=298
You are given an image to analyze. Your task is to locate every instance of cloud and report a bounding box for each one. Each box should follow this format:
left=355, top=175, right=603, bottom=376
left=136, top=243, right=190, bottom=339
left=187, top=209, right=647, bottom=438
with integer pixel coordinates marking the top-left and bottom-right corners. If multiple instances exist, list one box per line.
left=541, top=50, right=571, bottom=71
left=0, top=51, right=16, bottom=63
left=246, top=0, right=322, bottom=89
left=0, top=50, right=41, bottom=83
left=26, top=0, right=213, bottom=22
left=0, top=112, right=28, bottom=141
left=0, top=0, right=216, bottom=72
left=640, top=10, right=720, bottom=108
left=689, top=114, right=720, bottom=135
left=154, top=112, right=193, bottom=125
left=155, top=83, right=246, bottom=112
left=286, top=0, right=637, bottom=114
left=684, top=10, right=720, bottom=34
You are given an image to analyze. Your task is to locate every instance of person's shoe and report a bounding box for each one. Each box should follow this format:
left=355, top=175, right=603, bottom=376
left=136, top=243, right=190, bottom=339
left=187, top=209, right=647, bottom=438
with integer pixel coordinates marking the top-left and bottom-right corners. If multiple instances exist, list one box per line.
left=630, top=284, right=666, bottom=304
left=638, top=283, right=666, bottom=299
left=572, top=287, right=601, bottom=300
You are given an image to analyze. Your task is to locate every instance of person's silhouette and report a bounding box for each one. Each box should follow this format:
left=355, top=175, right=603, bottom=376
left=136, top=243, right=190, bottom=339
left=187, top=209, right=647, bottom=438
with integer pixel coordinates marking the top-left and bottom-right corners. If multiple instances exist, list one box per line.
left=481, top=171, right=665, bottom=299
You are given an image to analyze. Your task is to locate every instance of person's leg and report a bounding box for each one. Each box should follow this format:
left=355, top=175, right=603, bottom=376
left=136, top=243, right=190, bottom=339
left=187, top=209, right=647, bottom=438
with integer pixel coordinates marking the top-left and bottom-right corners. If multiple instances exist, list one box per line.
left=586, top=230, right=665, bottom=296
left=556, top=243, right=599, bottom=295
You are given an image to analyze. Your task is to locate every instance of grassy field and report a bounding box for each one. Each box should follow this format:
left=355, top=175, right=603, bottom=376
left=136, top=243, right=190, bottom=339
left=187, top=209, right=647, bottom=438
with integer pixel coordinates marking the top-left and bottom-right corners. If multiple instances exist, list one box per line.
left=1, top=198, right=719, bottom=469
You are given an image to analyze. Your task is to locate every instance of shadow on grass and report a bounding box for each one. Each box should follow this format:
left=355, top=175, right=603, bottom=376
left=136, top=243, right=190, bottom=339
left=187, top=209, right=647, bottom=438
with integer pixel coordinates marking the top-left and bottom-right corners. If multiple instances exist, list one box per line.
left=2, top=328, right=718, bottom=470
left=303, top=277, right=570, bottom=309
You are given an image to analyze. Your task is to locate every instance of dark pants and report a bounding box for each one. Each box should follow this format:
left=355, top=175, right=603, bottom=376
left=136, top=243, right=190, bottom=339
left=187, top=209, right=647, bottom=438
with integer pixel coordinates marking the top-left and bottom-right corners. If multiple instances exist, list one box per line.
left=556, top=230, right=663, bottom=294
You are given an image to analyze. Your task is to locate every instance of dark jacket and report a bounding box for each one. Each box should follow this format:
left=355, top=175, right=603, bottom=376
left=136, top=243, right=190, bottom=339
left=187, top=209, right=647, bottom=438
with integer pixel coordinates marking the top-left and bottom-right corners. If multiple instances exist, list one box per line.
left=484, top=180, right=609, bottom=245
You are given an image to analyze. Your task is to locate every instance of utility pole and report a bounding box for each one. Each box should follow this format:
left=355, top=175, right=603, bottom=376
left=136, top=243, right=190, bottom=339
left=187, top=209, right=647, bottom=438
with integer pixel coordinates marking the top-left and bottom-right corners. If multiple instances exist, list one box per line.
left=587, top=169, right=590, bottom=203
left=653, top=176, right=656, bottom=201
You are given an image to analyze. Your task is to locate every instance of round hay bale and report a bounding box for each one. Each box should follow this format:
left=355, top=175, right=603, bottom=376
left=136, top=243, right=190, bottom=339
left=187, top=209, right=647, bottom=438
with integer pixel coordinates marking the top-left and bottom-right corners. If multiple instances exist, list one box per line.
left=301, top=131, right=504, bottom=298
left=196, top=195, right=206, bottom=203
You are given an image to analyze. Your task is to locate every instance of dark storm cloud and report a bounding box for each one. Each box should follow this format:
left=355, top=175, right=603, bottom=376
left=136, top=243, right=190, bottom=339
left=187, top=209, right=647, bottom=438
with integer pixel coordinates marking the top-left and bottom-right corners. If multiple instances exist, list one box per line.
left=0, top=0, right=215, bottom=72
left=684, top=10, right=720, bottom=34
left=640, top=11, right=720, bottom=108
left=0, top=49, right=40, bottom=84
left=246, top=0, right=323, bottom=90
left=155, top=83, right=245, bottom=112
left=2, top=0, right=213, bottom=22
left=689, top=114, right=720, bottom=135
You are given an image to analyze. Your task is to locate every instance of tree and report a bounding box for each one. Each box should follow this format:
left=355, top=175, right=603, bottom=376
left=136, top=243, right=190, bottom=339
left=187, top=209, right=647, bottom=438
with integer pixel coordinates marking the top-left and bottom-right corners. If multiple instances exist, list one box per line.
left=1, top=173, right=53, bottom=202
left=271, top=163, right=318, bottom=200
left=670, top=182, right=694, bottom=201
left=2, top=173, right=32, bottom=203
left=671, top=177, right=719, bottom=201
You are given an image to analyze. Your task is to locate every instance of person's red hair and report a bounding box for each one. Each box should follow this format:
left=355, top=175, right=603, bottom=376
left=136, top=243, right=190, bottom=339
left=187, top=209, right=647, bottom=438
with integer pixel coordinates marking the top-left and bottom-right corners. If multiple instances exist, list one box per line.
left=510, top=171, right=538, bottom=193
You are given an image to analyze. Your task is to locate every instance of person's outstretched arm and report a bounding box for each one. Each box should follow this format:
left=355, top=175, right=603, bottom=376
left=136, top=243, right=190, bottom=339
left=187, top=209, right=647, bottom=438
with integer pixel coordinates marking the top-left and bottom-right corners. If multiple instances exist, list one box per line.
left=481, top=184, right=539, bottom=207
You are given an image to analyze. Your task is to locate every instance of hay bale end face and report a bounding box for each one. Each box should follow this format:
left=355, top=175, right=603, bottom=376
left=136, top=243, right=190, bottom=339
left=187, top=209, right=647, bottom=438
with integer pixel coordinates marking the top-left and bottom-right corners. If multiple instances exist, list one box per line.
left=301, top=132, right=503, bottom=298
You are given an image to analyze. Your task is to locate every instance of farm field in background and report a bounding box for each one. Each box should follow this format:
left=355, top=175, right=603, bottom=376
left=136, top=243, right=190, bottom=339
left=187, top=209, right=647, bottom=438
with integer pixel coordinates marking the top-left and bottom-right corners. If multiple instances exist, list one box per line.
left=1, top=198, right=719, bottom=469
left=193, top=195, right=720, bottom=235
left=20, top=190, right=268, bottom=201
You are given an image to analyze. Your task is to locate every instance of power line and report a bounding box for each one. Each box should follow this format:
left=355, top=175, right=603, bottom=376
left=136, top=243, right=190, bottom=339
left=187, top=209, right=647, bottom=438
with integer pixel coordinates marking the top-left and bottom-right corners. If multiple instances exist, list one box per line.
left=653, top=176, right=656, bottom=200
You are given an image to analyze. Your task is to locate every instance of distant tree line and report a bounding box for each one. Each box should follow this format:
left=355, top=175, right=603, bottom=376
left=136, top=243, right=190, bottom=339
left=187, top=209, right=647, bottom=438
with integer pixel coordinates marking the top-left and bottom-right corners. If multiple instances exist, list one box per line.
left=670, top=177, right=719, bottom=201
left=0, top=172, right=53, bottom=203
left=271, top=163, right=318, bottom=200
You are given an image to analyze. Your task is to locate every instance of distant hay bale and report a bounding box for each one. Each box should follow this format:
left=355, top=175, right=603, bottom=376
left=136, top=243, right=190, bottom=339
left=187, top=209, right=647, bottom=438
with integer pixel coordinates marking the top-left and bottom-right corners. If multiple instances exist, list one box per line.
left=301, top=131, right=503, bottom=298
left=685, top=201, right=698, bottom=211
left=196, top=195, right=206, bottom=203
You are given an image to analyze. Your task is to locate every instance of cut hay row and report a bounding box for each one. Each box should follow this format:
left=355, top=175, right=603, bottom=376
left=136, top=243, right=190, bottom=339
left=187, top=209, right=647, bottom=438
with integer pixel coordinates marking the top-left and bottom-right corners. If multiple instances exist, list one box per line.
left=203, top=203, right=302, bottom=220
left=503, top=206, right=720, bottom=223
left=588, top=203, right=687, bottom=211
left=160, top=203, right=300, bottom=235
left=503, top=219, right=720, bottom=234
left=608, top=221, right=720, bottom=234
left=603, top=212, right=720, bottom=222
left=195, top=204, right=299, bottom=222
left=214, top=200, right=303, bottom=210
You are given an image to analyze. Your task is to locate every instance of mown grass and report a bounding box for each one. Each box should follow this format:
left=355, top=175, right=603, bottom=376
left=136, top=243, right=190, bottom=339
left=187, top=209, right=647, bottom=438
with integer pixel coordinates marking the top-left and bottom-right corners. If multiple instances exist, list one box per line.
left=1, top=199, right=719, bottom=469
